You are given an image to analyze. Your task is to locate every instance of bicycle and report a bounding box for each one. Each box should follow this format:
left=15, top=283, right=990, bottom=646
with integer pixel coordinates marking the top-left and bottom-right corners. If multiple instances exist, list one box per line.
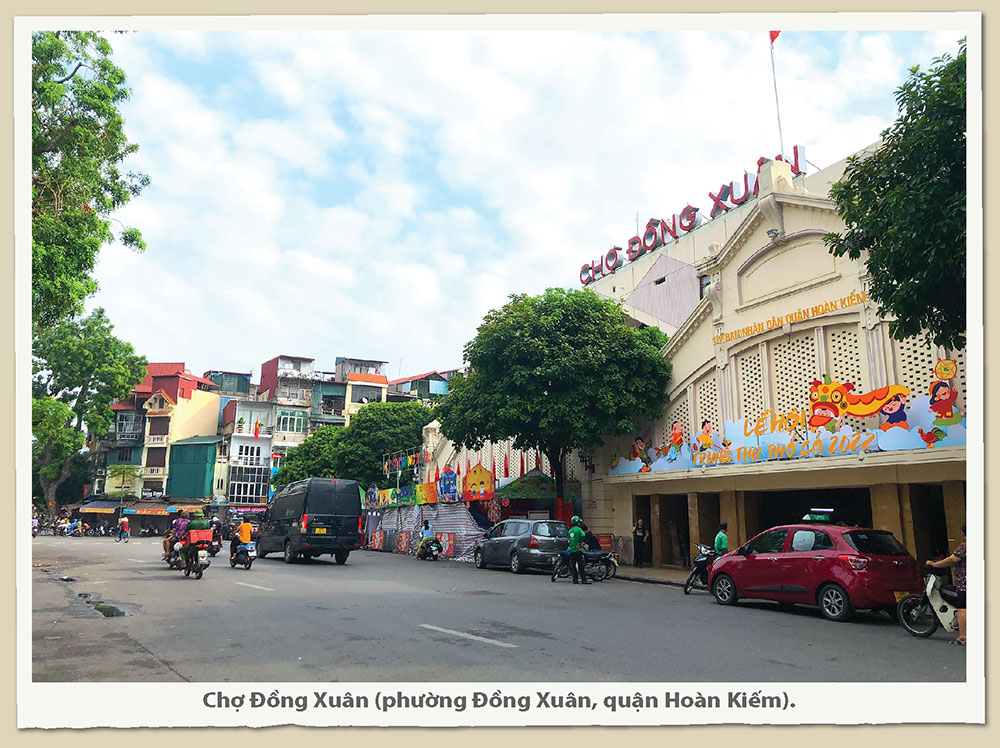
left=114, top=529, right=130, bottom=543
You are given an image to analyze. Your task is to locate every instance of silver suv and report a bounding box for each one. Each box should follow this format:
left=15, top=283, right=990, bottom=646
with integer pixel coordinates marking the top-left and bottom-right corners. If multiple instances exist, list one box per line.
left=473, top=519, right=569, bottom=574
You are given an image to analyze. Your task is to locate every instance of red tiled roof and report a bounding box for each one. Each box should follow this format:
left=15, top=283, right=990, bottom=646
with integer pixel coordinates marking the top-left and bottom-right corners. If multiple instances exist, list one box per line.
left=110, top=401, right=136, bottom=411
left=178, top=372, right=220, bottom=388
left=134, top=362, right=186, bottom=393
left=348, top=372, right=388, bottom=385
left=148, top=389, right=177, bottom=406
left=386, top=371, right=445, bottom=386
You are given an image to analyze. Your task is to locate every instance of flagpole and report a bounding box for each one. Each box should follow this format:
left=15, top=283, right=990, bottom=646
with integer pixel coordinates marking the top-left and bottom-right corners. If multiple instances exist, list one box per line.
left=769, top=34, right=785, bottom=158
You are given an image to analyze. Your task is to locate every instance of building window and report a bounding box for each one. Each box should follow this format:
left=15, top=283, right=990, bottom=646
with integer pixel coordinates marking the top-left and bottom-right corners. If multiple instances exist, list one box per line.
left=322, top=394, right=346, bottom=414
left=145, top=447, right=167, bottom=467
left=350, top=385, right=383, bottom=404
left=699, top=275, right=712, bottom=299
left=276, top=410, right=307, bottom=433
left=117, top=448, right=133, bottom=462
left=217, top=477, right=224, bottom=490
left=227, top=465, right=270, bottom=503
left=277, top=385, right=304, bottom=401
left=148, top=417, right=170, bottom=436
left=237, top=444, right=263, bottom=465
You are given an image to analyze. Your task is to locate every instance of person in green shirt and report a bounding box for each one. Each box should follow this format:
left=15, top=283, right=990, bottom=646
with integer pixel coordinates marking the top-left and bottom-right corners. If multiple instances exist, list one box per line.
left=714, top=522, right=729, bottom=555
left=567, top=516, right=590, bottom=585
left=179, top=509, right=211, bottom=568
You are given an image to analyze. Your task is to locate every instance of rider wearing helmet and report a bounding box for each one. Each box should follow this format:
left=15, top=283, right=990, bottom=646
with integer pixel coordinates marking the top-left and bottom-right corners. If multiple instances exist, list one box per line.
left=178, top=509, right=210, bottom=566
left=230, top=515, right=255, bottom=561
left=568, top=516, right=590, bottom=585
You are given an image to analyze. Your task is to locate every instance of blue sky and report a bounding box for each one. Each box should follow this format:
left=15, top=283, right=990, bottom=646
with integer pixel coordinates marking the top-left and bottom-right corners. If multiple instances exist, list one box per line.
left=84, top=20, right=967, bottom=382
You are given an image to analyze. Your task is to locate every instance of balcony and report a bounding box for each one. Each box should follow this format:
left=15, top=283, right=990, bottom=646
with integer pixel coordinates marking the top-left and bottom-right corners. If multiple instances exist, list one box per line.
left=146, top=434, right=168, bottom=444
left=115, top=431, right=142, bottom=443
left=141, top=466, right=166, bottom=476
left=229, top=457, right=268, bottom=468
left=233, top=425, right=273, bottom=436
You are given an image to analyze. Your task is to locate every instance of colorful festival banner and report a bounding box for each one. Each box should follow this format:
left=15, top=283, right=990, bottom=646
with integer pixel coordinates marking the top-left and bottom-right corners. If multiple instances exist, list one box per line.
left=609, top=361, right=967, bottom=476
left=437, top=532, right=455, bottom=558
left=396, top=531, right=411, bottom=553
left=463, top=463, right=495, bottom=502
left=370, top=531, right=384, bottom=551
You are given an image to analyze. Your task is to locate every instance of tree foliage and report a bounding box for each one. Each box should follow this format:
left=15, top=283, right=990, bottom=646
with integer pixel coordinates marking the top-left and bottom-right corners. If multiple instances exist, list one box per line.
left=32, top=452, right=93, bottom=509
left=271, top=425, right=343, bottom=488
left=436, top=287, right=672, bottom=499
left=272, top=402, right=435, bottom=490
left=32, top=30, right=149, bottom=327
left=105, top=463, right=139, bottom=495
left=32, top=308, right=147, bottom=508
left=824, top=40, right=966, bottom=350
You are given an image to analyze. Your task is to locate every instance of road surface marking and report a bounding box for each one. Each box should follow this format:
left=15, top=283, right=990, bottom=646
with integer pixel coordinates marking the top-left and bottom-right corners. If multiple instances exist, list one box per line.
left=419, top=624, right=518, bottom=648
left=234, top=582, right=275, bottom=591
left=127, top=559, right=147, bottom=563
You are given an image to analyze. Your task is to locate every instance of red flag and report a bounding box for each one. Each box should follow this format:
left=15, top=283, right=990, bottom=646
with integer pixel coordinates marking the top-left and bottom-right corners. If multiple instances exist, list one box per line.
left=519, top=453, right=525, bottom=476
left=254, top=420, right=260, bottom=439
left=504, top=453, right=509, bottom=478
left=770, top=30, right=780, bottom=44
left=466, top=457, right=471, bottom=474
left=535, top=449, right=541, bottom=469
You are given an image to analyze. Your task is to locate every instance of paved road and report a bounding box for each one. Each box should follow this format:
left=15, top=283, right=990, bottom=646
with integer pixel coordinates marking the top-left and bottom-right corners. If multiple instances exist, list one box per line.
left=31, top=535, right=965, bottom=682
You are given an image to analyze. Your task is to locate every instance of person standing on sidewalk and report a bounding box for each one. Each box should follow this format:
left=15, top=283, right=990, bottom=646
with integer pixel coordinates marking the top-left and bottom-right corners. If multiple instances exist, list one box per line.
left=714, top=522, right=729, bottom=555
left=633, top=519, right=649, bottom=568
left=568, top=516, right=590, bottom=585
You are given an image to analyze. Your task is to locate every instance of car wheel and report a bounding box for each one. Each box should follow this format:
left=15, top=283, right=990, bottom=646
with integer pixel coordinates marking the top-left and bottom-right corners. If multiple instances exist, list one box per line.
left=474, top=550, right=485, bottom=569
left=334, top=551, right=349, bottom=565
left=712, top=574, right=738, bottom=605
left=283, top=541, right=297, bottom=564
left=818, top=583, right=854, bottom=622
left=509, top=552, right=522, bottom=574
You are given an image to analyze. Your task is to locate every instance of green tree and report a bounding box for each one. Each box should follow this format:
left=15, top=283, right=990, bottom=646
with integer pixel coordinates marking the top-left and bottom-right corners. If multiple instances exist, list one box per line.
left=32, top=308, right=147, bottom=509
left=32, top=30, right=148, bottom=327
left=32, top=452, right=94, bottom=510
left=824, top=40, right=966, bottom=350
left=332, top=402, right=435, bottom=489
left=436, top=287, right=672, bottom=500
left=271, top=425, right=343, bottom=487
left=272, top=403, right=435, bottom=490
left=105, top=463, right=139, bottom=495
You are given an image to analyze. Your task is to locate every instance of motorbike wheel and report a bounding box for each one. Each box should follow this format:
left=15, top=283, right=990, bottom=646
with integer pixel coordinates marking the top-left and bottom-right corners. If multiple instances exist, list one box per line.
left=209, top=549, right=219, bottom=557
left=196, top=568, right=203, bottom=580
left=114, top=535, right=121, bottom=543
left=897, top=595, right=939, bottom=637
left=551, top=561, right=563, bottom=582
left=123, top=535, right=129, bottom=543
left=244, top=561, right=252, bottom=570
left=684, top=569, right=699, bottom=595
left=606, top=561, right=617, bottom=579
left=230, top=557, right=237, bottom=568
left=183, top=566, right=191, bottom=577
left=592, top=562, right=609, bottom=582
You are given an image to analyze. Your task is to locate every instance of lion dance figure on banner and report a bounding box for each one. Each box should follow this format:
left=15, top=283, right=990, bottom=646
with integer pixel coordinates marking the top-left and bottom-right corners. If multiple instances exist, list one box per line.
left=807, top=374, right=910, bottom=433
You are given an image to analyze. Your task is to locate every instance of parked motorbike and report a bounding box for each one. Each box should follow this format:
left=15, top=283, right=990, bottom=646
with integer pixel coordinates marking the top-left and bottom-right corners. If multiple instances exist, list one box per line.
left=182, top=529, right=213, bottom=580
left=897, top=565, right=962, bottom=638
left=416, top=537, right=443, bottom=561
left=551, top=549, right=613, bottom=582
left=230, top=541, right=257, bottom=570
left=683, top=543, right=718, bottom=594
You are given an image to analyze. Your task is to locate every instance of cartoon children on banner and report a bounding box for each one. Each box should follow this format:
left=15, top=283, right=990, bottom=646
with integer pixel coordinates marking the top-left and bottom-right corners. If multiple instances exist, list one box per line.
left=878, top=393, right=909, bottom=431
left=693, top=421, right=731, bottom=452
left=630, top=436, right=653, bottom=472
left=918, top=359, right=964, bottom=447
left=655, top=422, right=686, bottom=462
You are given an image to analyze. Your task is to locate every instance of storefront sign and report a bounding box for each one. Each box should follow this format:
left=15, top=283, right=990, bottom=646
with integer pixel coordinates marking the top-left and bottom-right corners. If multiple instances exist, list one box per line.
left=580, top=146, right=806, bottom=285
left=141, top=488, right=164, bottom=500
left=712, top=290, right=867, bottom=346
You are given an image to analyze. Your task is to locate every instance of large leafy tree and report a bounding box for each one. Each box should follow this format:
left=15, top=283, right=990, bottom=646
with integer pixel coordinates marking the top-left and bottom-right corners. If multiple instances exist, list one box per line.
left=824, top=40, right=966, bottom=350
left=32, top=308, right=147, bottom=509
left=271, top=426, right=343, bottom=488
left=32, top=30, right=148, bottom=327
left=272, top=403, right=435, bottom=490
left=437, top=287, right=672, bottom=500
left=32, top=452, right=93, bottom=512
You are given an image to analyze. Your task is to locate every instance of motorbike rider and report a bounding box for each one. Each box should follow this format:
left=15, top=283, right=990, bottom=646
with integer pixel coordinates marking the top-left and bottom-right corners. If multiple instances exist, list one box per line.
left=416, top=520, right=436, bottom=556
left=116, top=515, right=130, bottom=540
left=230, top=515, right=255, bottom=561
left=178, top=510, right=210, bottom=567
left=926, top=523, right=967, bottom=646
left=568, top=516, right=590, bottom=585
left=581, top=523, right=602, bottom=552
left=163, top=510, right=188, bottom=559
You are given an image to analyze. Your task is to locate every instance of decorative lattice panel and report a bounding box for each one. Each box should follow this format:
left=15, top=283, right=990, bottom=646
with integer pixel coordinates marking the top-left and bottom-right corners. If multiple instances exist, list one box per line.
left=770, top=332, right=818, bottom=416
left=695, top=371, right=720, bottom=432
left=660, top=390, right=691, bottom=445
left=736, top=348, right=764, bottom=422
left=892, top=335, right=938, bottom=404
left=826, top=324, right=866, bottom=432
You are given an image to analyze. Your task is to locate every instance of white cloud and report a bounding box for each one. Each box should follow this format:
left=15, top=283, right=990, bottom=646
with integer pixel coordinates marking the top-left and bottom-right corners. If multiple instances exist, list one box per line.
left=86, top=25, right=962, bottom=378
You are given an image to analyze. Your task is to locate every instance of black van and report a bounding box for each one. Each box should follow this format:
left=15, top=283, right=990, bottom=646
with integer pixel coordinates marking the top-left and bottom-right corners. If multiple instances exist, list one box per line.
left=258, top=478, right=364, bottom=564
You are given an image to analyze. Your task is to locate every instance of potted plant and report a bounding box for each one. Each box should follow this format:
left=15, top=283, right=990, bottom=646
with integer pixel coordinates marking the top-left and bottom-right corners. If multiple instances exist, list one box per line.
left=236, top=417, right=245, bottom=433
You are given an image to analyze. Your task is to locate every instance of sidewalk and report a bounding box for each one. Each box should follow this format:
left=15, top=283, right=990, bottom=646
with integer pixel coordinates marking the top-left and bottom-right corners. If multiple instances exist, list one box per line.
left=614, top=564, right=690, bottom=587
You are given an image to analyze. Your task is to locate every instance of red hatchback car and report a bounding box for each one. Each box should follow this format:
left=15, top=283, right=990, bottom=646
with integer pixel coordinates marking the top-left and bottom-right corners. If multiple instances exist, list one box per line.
left=708, top=524, right=923, bottom=622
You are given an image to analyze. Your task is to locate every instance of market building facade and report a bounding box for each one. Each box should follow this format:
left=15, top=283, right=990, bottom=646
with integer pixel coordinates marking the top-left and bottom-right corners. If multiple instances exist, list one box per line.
left=578, top=146, right=967, bottom=569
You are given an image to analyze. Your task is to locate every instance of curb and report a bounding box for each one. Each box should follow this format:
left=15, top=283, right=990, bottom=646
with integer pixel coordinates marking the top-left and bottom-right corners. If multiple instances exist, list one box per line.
left=615, top=574, right=686, bottom=588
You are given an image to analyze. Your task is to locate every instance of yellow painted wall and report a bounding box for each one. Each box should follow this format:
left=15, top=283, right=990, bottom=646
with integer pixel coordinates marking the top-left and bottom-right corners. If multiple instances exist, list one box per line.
left=172, top=390, right=221, bottom=441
